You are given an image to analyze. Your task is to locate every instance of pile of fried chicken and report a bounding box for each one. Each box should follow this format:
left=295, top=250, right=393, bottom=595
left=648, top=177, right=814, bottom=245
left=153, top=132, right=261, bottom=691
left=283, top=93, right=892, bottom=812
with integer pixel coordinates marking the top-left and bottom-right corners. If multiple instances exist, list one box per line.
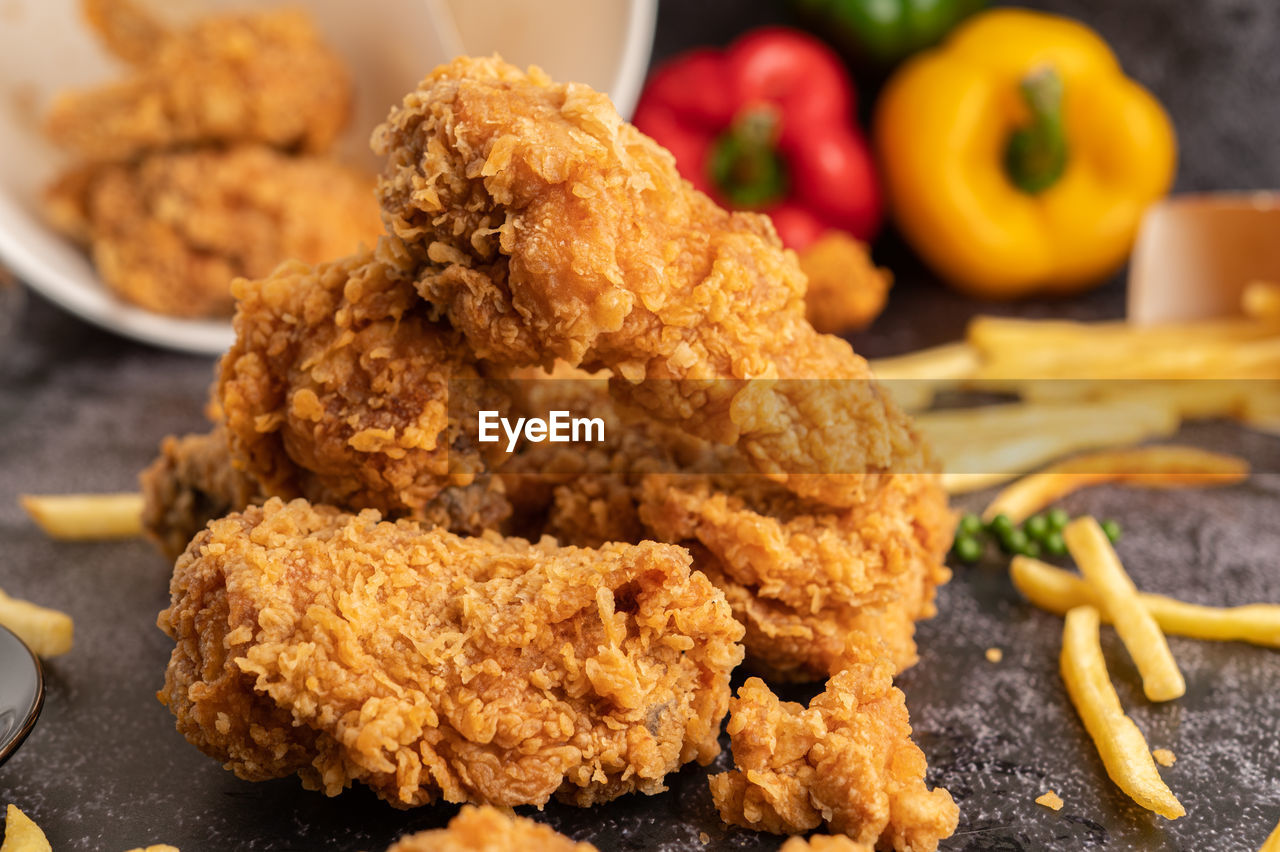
left=42, top=0, right=382, bottom=317
left=143, top=55, right=958, bottom=850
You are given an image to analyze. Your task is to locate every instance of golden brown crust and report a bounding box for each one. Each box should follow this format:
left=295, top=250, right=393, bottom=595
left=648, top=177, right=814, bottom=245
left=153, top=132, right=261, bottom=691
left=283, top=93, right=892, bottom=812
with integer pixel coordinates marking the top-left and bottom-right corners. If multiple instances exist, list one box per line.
left=373, top=56, right=928, bottom=508
left=139, top=425, right=264, bottom=561
left=386, top=805, right=597, bottom=852
left=779, top=834, right=875, bottom=852
left=386, top=808, right=596, bottom=849
left=43, top=146, right=382, bottom=317
left=158, top=497, right=744, bottom=808
left=217, top=244, right=510, bottom=520
left=638, top=473, right=953, bottom=680
left=709, top=655, right=958, bottom=851
left=798, top=232, right=892, bottom=335
left=45, top=3, right=350, bottom=162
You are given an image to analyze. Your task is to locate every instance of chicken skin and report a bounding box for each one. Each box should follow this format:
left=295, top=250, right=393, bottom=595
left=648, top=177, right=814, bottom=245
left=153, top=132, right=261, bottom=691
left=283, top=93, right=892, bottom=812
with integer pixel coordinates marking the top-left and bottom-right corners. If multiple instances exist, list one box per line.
left=158, top=498, right=744, bottom=808
left=373, top=56, right=929, bottom=508
left=710, top=652, right=958, bottom=850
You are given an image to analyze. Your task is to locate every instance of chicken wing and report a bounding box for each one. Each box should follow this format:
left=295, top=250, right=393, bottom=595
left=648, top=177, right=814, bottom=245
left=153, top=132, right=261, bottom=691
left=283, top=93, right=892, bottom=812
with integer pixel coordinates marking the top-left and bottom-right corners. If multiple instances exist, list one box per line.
left=373, top=56, right=929, bottom=508
left=158, top=497, right=744, bottom=808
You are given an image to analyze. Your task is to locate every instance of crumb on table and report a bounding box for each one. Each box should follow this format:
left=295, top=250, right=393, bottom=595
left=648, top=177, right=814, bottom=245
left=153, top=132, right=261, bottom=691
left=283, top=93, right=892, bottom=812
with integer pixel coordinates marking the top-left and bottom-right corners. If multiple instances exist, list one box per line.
left=985, top=647, right=1003, bottom=663
left=1152, top=748, right=1176, bottom=767
left=1035, top=790, right=1064, bottom=811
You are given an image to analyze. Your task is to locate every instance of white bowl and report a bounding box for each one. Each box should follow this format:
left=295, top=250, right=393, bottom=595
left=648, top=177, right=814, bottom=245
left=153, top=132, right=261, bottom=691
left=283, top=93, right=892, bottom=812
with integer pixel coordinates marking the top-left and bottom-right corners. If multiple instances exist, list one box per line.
left=0, top=0, right=656, bottom=355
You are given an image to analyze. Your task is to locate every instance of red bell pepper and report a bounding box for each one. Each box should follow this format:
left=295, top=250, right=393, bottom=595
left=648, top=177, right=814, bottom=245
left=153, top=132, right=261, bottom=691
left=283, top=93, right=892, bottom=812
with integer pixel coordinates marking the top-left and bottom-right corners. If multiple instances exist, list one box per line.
left=633, top=28, right=881, bottom=250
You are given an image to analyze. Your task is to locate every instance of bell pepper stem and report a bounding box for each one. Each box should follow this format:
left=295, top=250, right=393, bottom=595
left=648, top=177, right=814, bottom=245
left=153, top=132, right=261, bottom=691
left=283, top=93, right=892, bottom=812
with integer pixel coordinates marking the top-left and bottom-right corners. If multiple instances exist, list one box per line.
left=1005, top=67, right=1068, bottom=194
left=710, top=106, right=789, bottom=207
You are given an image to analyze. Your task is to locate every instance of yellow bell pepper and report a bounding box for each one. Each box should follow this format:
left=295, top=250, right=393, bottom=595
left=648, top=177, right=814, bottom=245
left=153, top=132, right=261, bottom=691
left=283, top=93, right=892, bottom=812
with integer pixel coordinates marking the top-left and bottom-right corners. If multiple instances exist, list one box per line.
left=875, top=9, right=1176, bottom=298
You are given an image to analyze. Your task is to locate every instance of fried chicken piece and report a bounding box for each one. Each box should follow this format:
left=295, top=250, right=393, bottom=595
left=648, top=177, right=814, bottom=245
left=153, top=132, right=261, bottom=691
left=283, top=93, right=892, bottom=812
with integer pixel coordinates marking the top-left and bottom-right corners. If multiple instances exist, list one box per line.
left=45, top=0, right=350, bottom=163
left=386, top=805, right=596, bottom=852
left=158, top=497, right=744, bottom=808
left=780, top=835, right=874, bottom=852
left=709, top=652, right=958, bottom=851
left=139, top=424, right=264, bottom=560
left=138, top=423, right=510, bottom=561
left=217, top=242, right=511, bottom=520
left=638, top=473, right=952, bottom=681
left=44, top=146, right=382, bottom=317
left=798, top=232, right=892, bottom=335
left=373, top=56, right=929, bottom=508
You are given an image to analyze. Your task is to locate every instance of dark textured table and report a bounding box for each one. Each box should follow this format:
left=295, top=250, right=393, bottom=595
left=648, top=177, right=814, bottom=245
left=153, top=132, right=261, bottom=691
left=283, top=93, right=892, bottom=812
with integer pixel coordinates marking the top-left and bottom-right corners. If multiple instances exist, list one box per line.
left=2, top=1, right=1279, bottom=850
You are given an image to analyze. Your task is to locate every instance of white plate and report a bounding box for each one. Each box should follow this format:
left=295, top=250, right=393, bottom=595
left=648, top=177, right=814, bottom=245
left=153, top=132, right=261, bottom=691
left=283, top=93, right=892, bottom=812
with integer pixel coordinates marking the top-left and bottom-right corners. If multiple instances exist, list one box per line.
left=0, top=0, right=655, bottom=355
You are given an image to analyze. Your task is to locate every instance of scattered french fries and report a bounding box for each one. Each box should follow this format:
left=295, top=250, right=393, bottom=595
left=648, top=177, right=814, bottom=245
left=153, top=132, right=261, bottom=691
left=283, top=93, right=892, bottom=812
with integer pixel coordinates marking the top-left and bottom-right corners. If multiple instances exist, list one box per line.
left=1060, top=606, right=1185, bottom=820
left=19, top=493, right=143, bottom=540
left=1, top=805, right=52, bottom=852
left=1064, top=518, right=1185, bottom=702
left=1011, top=556, right=1280, bottom=648
left=983, top=445, right=1250, bottom=523
left=0, top=589, right=73, bottom=658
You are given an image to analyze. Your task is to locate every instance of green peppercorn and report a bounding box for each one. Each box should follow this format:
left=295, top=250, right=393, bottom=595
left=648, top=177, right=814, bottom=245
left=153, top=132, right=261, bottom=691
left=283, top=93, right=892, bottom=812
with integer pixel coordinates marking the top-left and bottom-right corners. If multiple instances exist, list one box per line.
left=958, top=513, right=984, bottom=537
left=1001, top=528, right=1029, bottom=555
left=1023, top=540, right=1042, bottom=559
left=1043, top=531, right=1067, bottom=557
left=1046, top=508, right=1070, bottom=531
left=1102, top=519, right=1122, bottom=543
left=953, top=535, right=983, bottom=563
left=1024, top=514, right=1049, bottom=541
left=988, top=513, right=1015, bottom=539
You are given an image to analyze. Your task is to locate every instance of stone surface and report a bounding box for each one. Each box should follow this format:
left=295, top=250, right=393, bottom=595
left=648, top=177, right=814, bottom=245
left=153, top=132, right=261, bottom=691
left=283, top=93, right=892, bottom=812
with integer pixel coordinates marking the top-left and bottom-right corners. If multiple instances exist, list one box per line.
left=1, top=1, right=1279, bottom=849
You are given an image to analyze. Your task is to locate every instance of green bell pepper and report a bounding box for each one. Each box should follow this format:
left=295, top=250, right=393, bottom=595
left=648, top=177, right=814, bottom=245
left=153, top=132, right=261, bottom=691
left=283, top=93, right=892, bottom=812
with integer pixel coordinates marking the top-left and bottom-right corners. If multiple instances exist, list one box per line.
left=791, top=0, right=988, bottom=67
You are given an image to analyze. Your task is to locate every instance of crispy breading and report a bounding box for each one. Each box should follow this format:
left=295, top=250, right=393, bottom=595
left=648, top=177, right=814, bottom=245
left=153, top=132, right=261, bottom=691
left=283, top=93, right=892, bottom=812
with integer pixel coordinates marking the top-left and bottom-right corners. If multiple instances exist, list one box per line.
left=139, top=424, right=510, bottom=560
left=217, top=244, right=511, bottom=520
left=709, top=655, right=957, bottom=850
left=798, top=231, right=892, bottom=335
left=45, top=1, right=350, bottom=162
left=373, top=56, right=929, bottom=508
left=386, top=805, right=596, bottom=852
left=139, top=425, right=264, bottom=560
left=780, top=834, right=875, bottom=852
left=43, top=146, right=382, bottom=318
left=158, top=498, right=744, bottom=808
left=497, top=376, right=952, bottom=679
left=638, top=473, right=953, bottom=680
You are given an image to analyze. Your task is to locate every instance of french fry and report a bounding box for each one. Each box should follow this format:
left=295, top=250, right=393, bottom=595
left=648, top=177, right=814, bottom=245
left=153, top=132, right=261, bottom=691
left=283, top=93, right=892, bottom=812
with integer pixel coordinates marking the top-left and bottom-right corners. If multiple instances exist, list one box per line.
left=941, top=471, right=1019, bottom=495
left=872, top=341, right=980, bottom=411
left=1, top=804, right=52, bottom=852
left=1011, top=556, right=1280, bottom=648
left=983, top=445, right=1250, bottom=523
left=0, top=590, right=73, bottom=658
left=922, top=400, right=1180, bottom=480
left=19, top=493, right=143, bottom=540
left=967, top=314, right=1279, bottom=359
left=1060, top=606, right=1185, bottom=820
left=1064, top=518, right=1185, bottom=702
left=1242, top=280, right=1280, bottom=322
left=1260, top=816, right=1280, bottom=852
left=974, top=336, right=1280, bottom=381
